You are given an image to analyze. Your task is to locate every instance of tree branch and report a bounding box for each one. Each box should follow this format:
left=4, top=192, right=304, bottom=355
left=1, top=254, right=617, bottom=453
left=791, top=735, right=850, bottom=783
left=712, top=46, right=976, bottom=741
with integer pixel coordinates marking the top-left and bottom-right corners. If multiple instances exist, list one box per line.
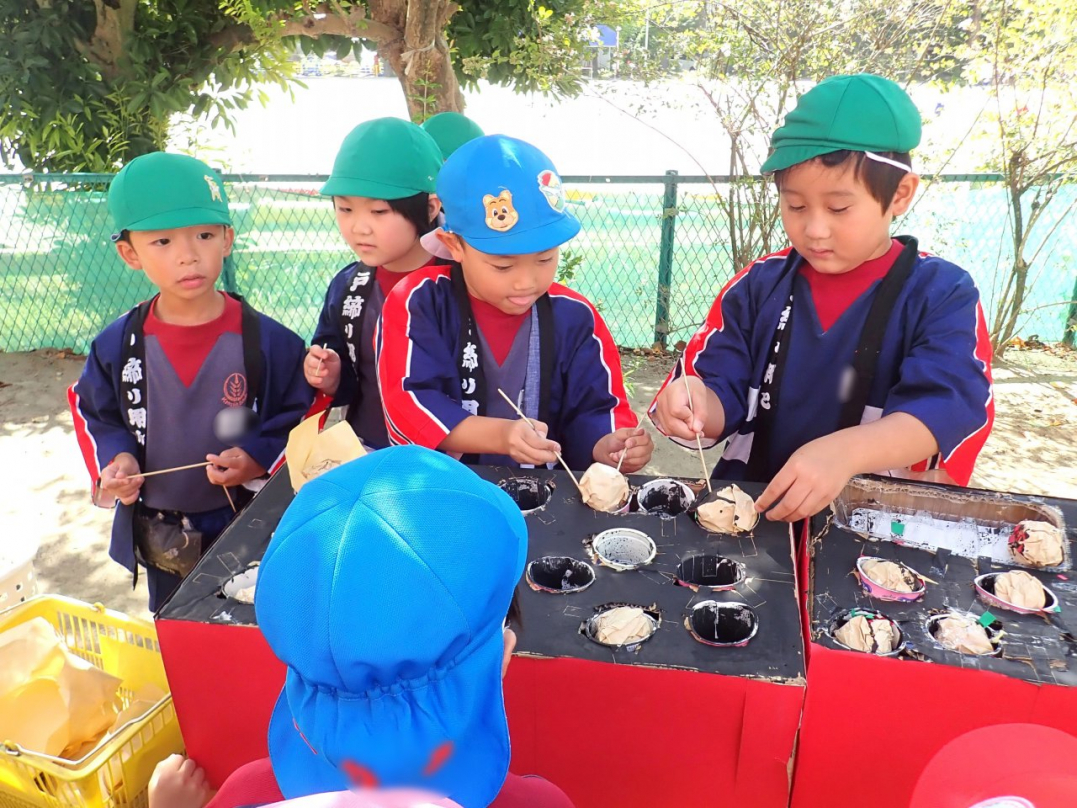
left=279, top=3, right=399, bottom=44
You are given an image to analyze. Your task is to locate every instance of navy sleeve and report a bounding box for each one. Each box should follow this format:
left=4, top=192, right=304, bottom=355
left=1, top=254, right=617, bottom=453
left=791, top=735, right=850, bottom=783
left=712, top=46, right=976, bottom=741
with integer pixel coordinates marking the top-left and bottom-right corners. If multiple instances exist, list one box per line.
left=549, top=287, right=637, bottom=469
left=377, top=268, right=472, bottom=448
left=882, top=263, right=994, bottom=485
left=237, top=317, right=315, bottom=472
left=68, top=318, right=141, bottom=504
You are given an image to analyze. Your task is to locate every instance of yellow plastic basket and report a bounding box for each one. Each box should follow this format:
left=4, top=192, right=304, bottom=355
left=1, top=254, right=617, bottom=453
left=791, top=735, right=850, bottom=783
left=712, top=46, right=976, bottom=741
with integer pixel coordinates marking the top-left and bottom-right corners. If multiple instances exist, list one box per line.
left=0, top=596, right=184, bottom=808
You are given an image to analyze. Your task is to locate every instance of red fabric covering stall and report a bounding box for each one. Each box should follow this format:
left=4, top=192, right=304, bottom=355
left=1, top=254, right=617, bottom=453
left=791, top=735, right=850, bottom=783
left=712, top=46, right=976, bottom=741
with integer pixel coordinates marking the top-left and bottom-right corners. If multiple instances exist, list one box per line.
left=506, top=657, right=804, bottom=808
left=156, top=469, right=293, bottom=788
left=791, top=476, right=1077, bottom=808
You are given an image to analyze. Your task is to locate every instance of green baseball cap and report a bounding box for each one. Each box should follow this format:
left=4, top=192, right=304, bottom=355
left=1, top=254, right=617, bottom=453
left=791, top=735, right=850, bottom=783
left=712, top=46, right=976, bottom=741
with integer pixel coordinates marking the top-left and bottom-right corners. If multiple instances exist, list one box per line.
left=761, top=73, right=922, bottom=174
left=108, top=152, right=231, bottom=238
left=421, top=112, right=485, bottom=160
left=321, top=118, right=442, bottom=199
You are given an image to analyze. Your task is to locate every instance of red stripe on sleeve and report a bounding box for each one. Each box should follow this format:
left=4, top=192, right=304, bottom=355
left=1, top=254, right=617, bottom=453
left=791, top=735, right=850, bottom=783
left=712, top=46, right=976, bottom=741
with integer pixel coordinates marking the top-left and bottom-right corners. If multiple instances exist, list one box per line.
left=67, top=383, right=102, bottom=485
left=376, top=266, right=455, bottom=447
left=938, top=301, right=995, bottom=486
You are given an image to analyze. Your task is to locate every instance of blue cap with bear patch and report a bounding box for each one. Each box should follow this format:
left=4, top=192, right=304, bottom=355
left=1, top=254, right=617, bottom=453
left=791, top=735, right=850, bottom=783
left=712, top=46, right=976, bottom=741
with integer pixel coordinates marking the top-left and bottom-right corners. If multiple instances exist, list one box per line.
left=435, top=134, right=580, bottom=256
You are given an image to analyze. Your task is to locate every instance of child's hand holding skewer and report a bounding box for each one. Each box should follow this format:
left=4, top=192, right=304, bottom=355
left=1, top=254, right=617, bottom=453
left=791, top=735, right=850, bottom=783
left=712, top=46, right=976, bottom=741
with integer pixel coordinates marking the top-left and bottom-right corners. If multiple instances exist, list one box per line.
left=99, top=452, right=143, bottom=505
left=304, top=344, right=341, bottom=394
left=654, top=373, right=710, bottom=441
left=594, top=427, right=653, bottom=473
left=205, top=448, right=265, bottom=488
left=502, top=418, right=561, bottom=466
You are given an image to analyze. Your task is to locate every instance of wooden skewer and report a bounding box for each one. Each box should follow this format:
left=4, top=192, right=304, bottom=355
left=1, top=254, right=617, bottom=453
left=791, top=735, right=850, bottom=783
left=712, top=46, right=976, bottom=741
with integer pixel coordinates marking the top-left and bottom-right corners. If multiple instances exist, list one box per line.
left=314, top=342, right=328, bottom=376
left=132, top=461, right=212, bottom=479
left=615, top=448, right=627, bottom=473
left=495, top=388, right=583, bottom=493
left=681, top=356, right=712, bottom=494
left=222, top=485, right=237, bottom=513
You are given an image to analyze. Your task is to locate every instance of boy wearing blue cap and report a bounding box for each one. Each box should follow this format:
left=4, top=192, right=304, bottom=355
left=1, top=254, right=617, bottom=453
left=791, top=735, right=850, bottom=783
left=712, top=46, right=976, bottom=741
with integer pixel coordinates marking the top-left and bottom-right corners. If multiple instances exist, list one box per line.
left=305, top=118, right=449, bottom=449
left=148, top=446, right=573, bottom=808
left=69, top=153, right=313, bottom=610
left=376, top=135, right=653, bottom=471
left=652, top=73, right=994, bottom=522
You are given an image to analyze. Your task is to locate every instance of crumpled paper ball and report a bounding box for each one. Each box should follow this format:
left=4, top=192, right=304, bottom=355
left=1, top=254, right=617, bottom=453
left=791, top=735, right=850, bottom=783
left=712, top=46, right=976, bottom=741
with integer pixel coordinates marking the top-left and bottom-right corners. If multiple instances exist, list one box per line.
left=696, top=485, right=758, bottom=533
left=994, top=570, right=1047, bottom=610
left=1010, top=520, right=1065, bottom=568
left=834, top=614, right=897, bottom=654
left=580, top=463, right=629, bottom=513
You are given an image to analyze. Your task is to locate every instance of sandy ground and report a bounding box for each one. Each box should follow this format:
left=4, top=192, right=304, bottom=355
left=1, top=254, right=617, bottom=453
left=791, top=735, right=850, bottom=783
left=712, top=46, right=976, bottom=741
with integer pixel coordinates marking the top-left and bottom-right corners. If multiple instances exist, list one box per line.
left=1, top=346, right=1075, bottom=622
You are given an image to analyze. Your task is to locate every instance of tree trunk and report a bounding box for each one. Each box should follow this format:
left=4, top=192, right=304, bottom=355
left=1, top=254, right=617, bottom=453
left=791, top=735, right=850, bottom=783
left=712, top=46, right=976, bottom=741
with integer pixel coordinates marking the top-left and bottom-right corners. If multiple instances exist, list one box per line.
left=380, top=34, right=464, bottom=119
left=372, top=0, right=463, bottom=121
left=1064, top=271, right=1077, bottom=347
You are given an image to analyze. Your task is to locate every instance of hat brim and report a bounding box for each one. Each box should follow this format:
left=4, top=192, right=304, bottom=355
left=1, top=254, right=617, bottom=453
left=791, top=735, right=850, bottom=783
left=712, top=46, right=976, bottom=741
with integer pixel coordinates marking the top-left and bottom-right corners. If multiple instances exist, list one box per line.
left=122, top=207, right=232, bottom=233
left=320, top=177, right=434, bottom=199
left=419, top=228, right=454, bottom=260
left=269, top=633, right=510, bottom=805
left=761, top=143, right=851, bottom=174
left=451, top=214, right=580, bottom=257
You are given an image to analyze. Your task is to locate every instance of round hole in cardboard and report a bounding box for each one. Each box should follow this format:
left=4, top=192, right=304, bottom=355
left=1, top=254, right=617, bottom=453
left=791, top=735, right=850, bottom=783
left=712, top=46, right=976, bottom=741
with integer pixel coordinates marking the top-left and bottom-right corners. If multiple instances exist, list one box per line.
left=676, top=553, right=746, bottom=590
left=974, top=571, right=1059, bottom=615
left=582, top=603, right=661, bottom=648
left=591, top=528, right=657, bottom=571
left=926, top=612, right=1003, bottom=656
left=686, top=601, right=758, bottom=647
left=219, top=565, right=259, bottom=604
left=635, top=479, right=695, bottom=517
left=526, top=556, right=596, bottom=594
left=827, top=608, right=903, bottom=656
left=498, top=477, right=554, bottom=514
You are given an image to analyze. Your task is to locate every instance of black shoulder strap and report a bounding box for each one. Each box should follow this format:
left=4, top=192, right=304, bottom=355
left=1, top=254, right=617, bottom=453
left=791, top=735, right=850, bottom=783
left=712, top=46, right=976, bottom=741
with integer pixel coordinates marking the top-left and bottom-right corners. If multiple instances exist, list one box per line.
left=743, top=252, right=802, bottom=481
left=536, top=293, right=554, bottom=425
left=837, top=237, right=918, bottom=429
left=234, top=295, right=264, bottom=410
left=449, top=263, right=487, bottom=419
left=119, top=299, right=154, bottom=464
left=336, top=263, right=377, bottom=377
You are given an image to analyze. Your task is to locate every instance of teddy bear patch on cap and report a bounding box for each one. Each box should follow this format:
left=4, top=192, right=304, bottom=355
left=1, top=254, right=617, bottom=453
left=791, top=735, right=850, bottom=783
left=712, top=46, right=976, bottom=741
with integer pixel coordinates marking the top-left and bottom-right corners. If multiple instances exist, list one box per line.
left=483, top=190, right=519, bottom=232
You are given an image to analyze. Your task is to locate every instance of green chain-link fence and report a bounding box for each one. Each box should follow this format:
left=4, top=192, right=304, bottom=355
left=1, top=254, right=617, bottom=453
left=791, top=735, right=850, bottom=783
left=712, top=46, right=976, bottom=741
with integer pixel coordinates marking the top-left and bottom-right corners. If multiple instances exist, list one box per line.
left=2, top=173, right=1074, bottom=354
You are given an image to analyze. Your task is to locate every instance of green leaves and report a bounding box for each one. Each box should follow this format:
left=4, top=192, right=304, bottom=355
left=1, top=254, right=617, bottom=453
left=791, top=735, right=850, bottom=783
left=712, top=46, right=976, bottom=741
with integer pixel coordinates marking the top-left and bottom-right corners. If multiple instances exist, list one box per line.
left=2, top=0, right=623, bottom=170
left=0, top=0, right=296, bottom=171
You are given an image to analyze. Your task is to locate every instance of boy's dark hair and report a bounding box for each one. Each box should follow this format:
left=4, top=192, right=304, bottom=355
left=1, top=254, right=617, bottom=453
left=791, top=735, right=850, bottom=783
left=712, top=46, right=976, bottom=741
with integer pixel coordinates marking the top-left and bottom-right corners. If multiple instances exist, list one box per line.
left=388, top=192, right=438, bottom=236
left=773, top=150, right=912, bottom=210
left=506, top=588, right=522, bottom=631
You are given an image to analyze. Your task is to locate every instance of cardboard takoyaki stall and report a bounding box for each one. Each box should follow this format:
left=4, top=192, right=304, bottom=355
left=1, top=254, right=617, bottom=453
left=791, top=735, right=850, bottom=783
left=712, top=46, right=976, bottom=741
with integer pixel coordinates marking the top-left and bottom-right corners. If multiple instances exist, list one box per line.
left=482, top=467, right=806, bottom=808
left=790, top=475, right=1077, bottom=808
left=155, top=453, right=807, bottom=808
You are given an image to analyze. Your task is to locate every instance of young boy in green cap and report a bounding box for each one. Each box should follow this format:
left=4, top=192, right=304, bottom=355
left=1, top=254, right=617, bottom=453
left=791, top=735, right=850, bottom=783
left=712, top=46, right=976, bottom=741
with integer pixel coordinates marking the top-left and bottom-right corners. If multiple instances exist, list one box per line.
left=422, top=112, right=485, bottom=160
left=305, top=117, right=448, bottom=448
left=651, top=73, right=994, bottom=522
left=69, top=152, right=313, bottom=610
